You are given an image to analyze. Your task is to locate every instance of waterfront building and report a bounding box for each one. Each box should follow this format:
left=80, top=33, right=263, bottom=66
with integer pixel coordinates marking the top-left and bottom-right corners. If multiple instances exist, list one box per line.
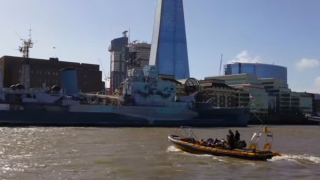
left=201, top=73, right=316, bottom=120
left=197, top=79, right=237, bottom=108
left=149, top=0, right=190, bottom=79
left=224, top=63, right=288, bottom=87
left=314, top=94, right=320, bottom=116
left=260, top=78, right=313, bottom=115
left=0, top=56, right=104, bottom=93
left=205, top=74, right=270, bottom=117
left=176, top=78, right=200, bottom=97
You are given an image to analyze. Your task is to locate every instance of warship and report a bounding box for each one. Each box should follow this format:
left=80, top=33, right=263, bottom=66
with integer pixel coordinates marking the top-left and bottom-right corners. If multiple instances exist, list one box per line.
left=0, top=64, right=249, bottom=127
left=0, top=32, right=250, bottom=127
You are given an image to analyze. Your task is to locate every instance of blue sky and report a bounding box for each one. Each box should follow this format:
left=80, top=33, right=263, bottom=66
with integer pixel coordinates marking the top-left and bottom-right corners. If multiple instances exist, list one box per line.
left=0, top=0, right=319, bottom=93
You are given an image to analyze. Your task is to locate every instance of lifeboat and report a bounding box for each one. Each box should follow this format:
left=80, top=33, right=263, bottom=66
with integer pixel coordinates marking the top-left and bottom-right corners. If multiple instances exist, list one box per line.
left=167, top=126, right=281, bottom=161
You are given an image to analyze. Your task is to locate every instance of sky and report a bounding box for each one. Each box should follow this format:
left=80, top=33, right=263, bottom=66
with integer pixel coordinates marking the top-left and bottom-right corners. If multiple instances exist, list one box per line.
left=0, top=0, right=319, bottom=93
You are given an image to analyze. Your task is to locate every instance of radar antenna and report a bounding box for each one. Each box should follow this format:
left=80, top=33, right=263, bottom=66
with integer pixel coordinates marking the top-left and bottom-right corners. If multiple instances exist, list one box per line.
left=122, top=30, right=128, bottom=37
left=17, top=28, right=34, bottom=59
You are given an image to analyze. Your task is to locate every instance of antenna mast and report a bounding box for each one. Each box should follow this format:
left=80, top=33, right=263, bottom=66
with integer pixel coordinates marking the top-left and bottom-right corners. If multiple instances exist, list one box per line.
left=219, top=54, right=223, bottom=75
left=19, top=27, right=34, bottom=89
left=128, top=28, right=131, bottom=43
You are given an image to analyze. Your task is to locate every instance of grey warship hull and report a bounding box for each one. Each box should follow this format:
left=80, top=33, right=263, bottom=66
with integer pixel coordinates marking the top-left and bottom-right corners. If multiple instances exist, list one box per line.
left=0, top=103, right=250, bottom=127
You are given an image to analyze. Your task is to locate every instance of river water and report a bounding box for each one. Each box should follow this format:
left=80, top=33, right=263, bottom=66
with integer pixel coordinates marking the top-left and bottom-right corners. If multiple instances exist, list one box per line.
left=0, top=126, right=319, bottom=180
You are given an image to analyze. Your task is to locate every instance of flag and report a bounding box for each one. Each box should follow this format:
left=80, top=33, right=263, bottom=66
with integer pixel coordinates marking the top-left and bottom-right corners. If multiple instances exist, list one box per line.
left=249, top=94, right=253, bottom=98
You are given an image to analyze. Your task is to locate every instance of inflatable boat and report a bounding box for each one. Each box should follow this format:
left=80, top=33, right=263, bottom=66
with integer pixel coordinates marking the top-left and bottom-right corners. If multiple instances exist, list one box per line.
left=167, top=126, right=281, bottom=161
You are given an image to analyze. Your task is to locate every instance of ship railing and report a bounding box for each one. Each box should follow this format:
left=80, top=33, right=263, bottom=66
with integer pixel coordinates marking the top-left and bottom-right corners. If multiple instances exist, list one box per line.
left=175, top=126, right=198, bottom=140
left=189, top=90, right=200, bottom=96
left=211, top=106, right=249, bottom=109
left=206, top=97, right=215, bottom=103
left=248, top=126, right=274, bottom=151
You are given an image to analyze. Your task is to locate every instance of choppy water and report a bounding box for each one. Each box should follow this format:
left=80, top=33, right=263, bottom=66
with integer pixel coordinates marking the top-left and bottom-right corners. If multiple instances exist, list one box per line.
left=0, top=126, right=319, bottom=180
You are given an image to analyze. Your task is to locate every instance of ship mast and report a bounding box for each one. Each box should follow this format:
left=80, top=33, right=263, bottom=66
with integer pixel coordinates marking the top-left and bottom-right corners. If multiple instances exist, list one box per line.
left=18, top=28, right=34, bottom=89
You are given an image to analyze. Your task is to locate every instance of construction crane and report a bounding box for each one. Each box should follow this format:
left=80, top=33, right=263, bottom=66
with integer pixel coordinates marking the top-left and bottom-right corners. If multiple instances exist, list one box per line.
left=219, top=54, right=223, bottom=75
left=98, top=58, right=110, bottom=87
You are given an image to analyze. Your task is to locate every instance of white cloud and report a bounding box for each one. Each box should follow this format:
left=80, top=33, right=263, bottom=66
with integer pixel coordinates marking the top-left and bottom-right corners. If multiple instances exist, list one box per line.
left=295, top=58, right=319, bottom=71
left=229, top=50, right=261, bottom=63
left=312, top=77, right=320, bottom=93
left=298, top=77, right=320, bottom=94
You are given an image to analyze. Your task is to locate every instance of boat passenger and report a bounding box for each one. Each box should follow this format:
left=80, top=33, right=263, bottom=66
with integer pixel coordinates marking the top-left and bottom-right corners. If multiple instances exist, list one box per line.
left=228, top=130, right=235, bottom=149
left=235, top=130, right=240, bottom=142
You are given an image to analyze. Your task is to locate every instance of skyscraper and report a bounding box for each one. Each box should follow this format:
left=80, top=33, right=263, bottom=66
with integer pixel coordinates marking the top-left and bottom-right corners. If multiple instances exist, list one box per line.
left=149, top=0, right=190, bottom=79
left=108, top=31, right=129, bottom=93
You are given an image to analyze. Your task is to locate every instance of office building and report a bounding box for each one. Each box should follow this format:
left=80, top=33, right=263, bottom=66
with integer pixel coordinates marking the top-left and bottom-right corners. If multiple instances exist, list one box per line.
left=224, top=63, right=288, bottom=87
left=197, top=79, right=237, bottom=108
left=260, top=78, right=313, bottom=115
left=128, top=41, right=151, bottom=68
left=108, top=31, right=129, bottom=93
left=149, top=0, right=190, bottom=79
left=314, top=94, right=320, bottom=116
left=206, top=74, right=270, bottom=117
left=0, top=56, right=104, bottom=93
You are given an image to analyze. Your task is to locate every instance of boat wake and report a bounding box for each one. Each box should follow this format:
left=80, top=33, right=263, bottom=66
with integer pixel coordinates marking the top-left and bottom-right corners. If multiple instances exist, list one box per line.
left=166, top=145, right=181, bottom=153
left=269, top=154, right=320, bottom=164
left=166, top=145, right=211, bottom=157
left=167, top=145, right=320, bottom=165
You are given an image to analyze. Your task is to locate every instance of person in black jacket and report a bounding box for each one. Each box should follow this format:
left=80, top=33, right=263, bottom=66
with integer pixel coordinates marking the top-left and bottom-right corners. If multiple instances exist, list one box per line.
left=228, top=130, right=235, bottom=149
left=235, top=130, right=240, bottom=142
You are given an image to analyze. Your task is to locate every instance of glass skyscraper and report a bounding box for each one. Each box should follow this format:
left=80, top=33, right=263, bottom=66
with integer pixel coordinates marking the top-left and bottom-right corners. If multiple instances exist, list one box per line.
left=224, top=63, right=288, bottom=87
left=149, top=0, right=190, bottom=79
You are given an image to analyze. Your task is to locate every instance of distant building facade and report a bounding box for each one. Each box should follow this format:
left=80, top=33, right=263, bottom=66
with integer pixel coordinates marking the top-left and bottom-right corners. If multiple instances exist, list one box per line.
left=197, top=79, right=237, bottom=108
left=128, top=41, right=151, bottom=68
left=206, top=74, right=271, bottom=117
left=108, top=32, right=129, bottom=93
left=0, top=56, right=104, bottom=93
left=224, top=63, right=288, bottom=87
left=206, top=73, right=314, bottom=119
left=149, top=0, right=190, bottom=79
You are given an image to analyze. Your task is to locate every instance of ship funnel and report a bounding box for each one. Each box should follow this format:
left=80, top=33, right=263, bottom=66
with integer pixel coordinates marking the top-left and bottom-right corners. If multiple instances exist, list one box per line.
left=60, top=67, right=79, bottom=94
